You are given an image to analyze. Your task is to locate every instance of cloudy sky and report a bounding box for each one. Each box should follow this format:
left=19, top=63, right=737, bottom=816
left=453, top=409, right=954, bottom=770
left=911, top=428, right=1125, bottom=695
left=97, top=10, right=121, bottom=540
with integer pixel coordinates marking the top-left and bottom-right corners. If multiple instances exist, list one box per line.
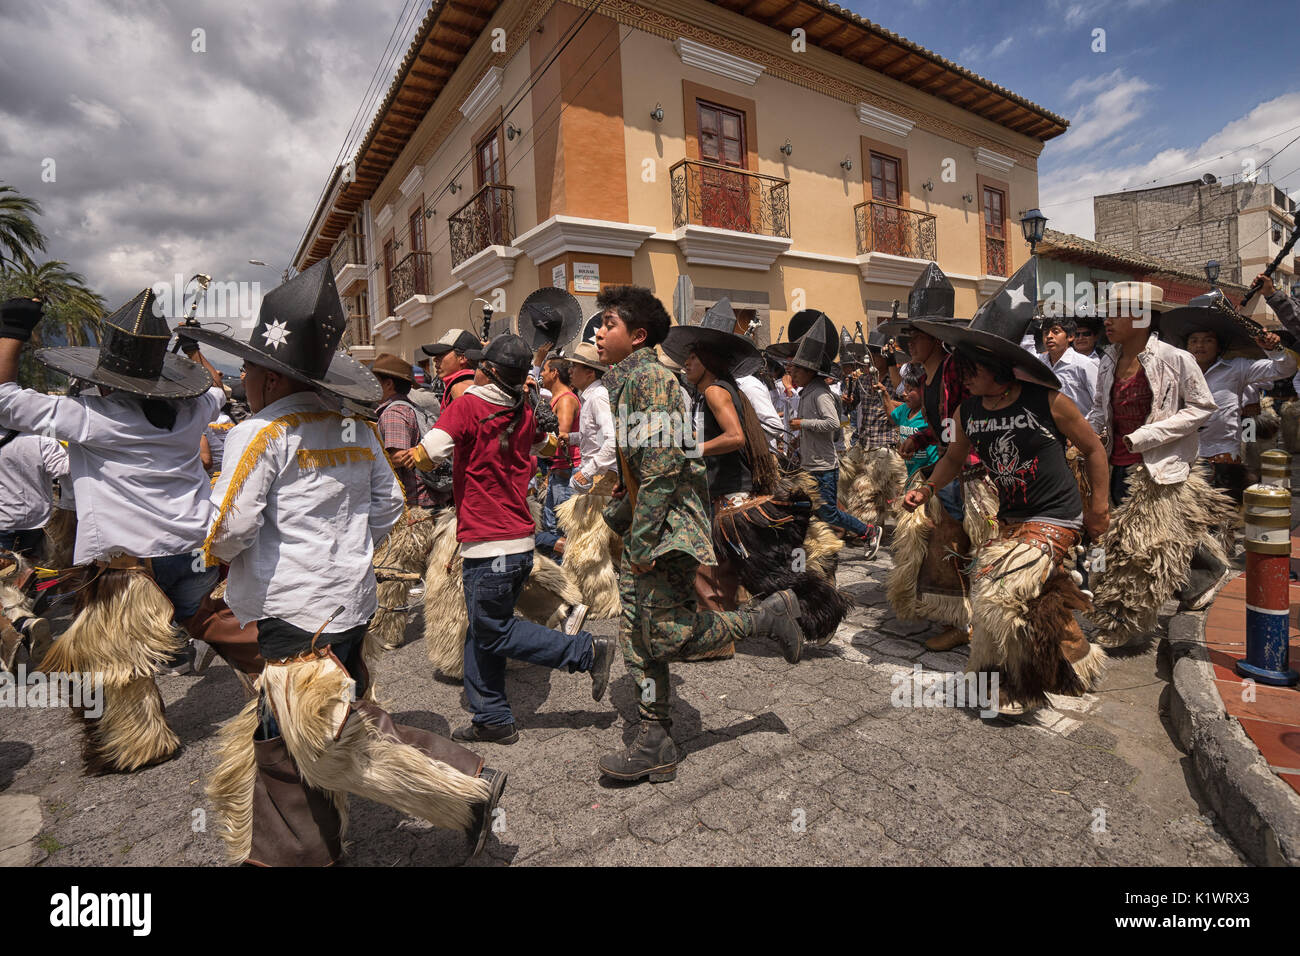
left=1, top=0, right=1297, bottom=321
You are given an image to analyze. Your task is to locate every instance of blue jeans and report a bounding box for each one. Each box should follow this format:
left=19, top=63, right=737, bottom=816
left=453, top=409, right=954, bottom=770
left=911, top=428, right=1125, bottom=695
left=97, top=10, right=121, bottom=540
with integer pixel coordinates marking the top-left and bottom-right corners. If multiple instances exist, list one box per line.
left=151, top=552, right=219, bottom=621
left=810, top=469, right=869, bottom=537
left=462, top=551, right=594, bottom=726
left=535, top=469, right=575, bottom=556
left=937, top=479, right=964, bottom=523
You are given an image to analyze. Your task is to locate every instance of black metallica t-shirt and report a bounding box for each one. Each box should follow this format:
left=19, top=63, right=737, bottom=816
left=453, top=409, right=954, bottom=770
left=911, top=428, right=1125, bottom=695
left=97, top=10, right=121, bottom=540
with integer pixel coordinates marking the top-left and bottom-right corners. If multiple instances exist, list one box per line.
left=960, top=383, right=1081, bottom=525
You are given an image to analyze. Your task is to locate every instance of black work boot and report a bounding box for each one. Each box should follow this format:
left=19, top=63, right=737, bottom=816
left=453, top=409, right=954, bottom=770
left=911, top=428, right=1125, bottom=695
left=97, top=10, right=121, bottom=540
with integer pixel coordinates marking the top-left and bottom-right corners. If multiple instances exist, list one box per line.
left=751, top=589, right=805, bottom=664
left=598, top=720, right=678, bottom=783
left=589, top=635, right=615, bottom=702
left=452, top=721, right=520, bottom=745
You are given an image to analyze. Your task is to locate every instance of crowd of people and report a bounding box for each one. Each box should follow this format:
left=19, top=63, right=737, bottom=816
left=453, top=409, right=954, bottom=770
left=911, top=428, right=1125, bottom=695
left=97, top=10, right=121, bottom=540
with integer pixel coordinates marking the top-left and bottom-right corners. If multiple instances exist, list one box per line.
left=1, top=252, right=1297, bottom=865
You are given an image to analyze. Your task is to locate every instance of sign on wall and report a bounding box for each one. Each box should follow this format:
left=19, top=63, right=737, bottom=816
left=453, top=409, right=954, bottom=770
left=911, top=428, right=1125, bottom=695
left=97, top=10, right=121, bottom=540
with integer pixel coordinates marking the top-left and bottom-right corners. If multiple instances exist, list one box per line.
left=552, top=263, right=566, bottom=289
left=573, top=262, right=600, bottom=293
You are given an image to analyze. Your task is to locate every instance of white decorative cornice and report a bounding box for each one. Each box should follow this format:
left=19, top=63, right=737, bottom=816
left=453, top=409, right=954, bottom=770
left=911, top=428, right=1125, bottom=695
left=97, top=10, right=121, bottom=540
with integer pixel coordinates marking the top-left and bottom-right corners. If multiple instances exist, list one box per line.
left=395, top=294, right=435, bottom=326
left=399, top=166, right=423, bottom=198
left=672, top=224, right=791, bottom=271
left=373, top=316, right=403, bottom=341
left=857, top=103, right=915, bottom=139
left=978, top=275, right=1008, bottom=296
left=513, top=215, right=657, bottom=263
left=349, top=345, right=376, bottom=362
left=374, top=203, right=394, bottom=232
left=856, top=251, right=932, bottom=287
left=450, top=244, right=522, bottom=295
left=459, top=66, right=504, bottom=124
left=673, top=38, right=765, bottom=86
left=974, top=146, right=1016, bottom=175
left=334, top=262, right=367, bottom=296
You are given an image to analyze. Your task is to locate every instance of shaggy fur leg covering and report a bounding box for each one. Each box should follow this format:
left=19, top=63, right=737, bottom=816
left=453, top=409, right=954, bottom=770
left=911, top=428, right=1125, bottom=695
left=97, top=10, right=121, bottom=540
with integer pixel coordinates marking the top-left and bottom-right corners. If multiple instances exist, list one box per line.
left=886, top=475, right=970, bottom=629
left=40, top=568, right=184, bottom=773
left=367, top=508, right=437, bottom=661
left=262, top=656, right=490, bottom=832
left=967, top=539, right=1105, bottom=707
left=516, top=553, right=583, bottom=628
left=839, top=446, right=906, bottom=528
left=207, top=697, right=260, bottom=863
left=555, top=491, right=621, bottom=619
left=961, top=474, right=1000, bottom=551
left=1088, top=467, right=1240, bottom=647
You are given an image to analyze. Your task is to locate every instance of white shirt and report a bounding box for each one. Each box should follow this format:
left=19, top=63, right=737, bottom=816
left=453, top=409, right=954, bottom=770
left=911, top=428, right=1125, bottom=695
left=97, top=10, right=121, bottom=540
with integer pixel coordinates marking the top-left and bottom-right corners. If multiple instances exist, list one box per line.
left=1199, top=351, right=1297, bottom=458
left=207, top=391, right=404, bottom=632
left=0, top=433, right=69, bottom=531
left=574, top=380, right=616, bottom=484
left=206, top=413, right=233, bottom=471
left=738, top=374, right=783, bottom=449
left=0, top=382, right=221, bottom=564
left=1038, top=346, right=1098, bottom=418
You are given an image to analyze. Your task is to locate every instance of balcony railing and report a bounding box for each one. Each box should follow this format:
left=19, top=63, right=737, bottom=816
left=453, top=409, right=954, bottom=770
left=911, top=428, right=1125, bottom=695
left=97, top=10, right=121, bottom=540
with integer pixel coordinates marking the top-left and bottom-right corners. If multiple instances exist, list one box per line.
left=330, top=229, right=366, bottom=274
left=449, top=184, right=516, bottom=267
left=854, top=200, right=937, bottom=260
left=985, top=237, right=1007, bottom=277
left=348, top=314, right=371, bottom=347
left=670, top=159, right=790, bottom=238
left=391, top=250, right=432, bottom=307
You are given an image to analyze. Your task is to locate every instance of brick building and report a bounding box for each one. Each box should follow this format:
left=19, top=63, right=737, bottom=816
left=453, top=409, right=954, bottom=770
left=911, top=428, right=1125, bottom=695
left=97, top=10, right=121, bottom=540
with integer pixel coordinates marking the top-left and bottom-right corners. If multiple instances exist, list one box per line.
left=1094, top=178, right=1296, bottom=323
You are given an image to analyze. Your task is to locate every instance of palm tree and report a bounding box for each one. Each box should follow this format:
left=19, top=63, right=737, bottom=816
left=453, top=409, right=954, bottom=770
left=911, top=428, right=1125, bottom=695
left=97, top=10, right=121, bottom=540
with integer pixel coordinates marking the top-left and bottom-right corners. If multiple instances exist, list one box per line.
left=0, top=260, right=105, bottom=391
left=0, top=183, right=46, bottom=270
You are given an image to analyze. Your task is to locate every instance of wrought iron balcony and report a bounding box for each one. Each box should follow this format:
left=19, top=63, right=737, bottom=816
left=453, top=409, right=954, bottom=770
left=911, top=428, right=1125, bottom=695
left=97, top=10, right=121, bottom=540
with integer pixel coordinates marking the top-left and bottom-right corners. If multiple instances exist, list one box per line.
left=854, top=200, right=937, bottom=260
left=449, top=184, right=516, bottom=267
left=985, top=236, right=1007, bottom=277
left=390, top=250, right=432, bottom=307
left=670, top=159, right=790, bottom=238
left=329, top=229, right=366, bottom=274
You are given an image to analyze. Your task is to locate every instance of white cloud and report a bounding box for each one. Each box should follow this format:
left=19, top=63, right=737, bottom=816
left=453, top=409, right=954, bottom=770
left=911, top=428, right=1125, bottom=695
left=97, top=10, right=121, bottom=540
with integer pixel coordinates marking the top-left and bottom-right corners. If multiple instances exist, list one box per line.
left=1039, top=90, right=1300, bottom=238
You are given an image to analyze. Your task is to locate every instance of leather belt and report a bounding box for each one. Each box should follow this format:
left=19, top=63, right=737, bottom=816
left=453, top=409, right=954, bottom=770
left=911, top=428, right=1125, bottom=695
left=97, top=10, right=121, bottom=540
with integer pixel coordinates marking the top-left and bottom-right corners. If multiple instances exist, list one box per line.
left=1203, top=453, right=1243, bottom=465
left=998, top=520, right=1081, bottom=565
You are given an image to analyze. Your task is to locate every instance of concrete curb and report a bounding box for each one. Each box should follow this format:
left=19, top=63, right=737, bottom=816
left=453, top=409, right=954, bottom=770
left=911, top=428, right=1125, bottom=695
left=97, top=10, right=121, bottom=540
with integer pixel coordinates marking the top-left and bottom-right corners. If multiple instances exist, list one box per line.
left=1164, top=608, right=1300, bottom=866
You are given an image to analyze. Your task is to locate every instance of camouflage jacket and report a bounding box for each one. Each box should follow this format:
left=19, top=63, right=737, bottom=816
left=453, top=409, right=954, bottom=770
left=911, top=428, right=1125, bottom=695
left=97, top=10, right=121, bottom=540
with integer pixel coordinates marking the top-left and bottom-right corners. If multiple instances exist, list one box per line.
left=602, top=346, right=715, bottom=567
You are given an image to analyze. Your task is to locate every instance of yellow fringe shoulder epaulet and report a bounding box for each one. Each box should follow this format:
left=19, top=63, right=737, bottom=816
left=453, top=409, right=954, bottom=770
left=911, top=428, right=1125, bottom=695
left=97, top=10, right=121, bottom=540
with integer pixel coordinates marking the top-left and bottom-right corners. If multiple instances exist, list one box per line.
left=201, top=410, right=343, bottom=566
left=208, top=421, right=237, bottom=432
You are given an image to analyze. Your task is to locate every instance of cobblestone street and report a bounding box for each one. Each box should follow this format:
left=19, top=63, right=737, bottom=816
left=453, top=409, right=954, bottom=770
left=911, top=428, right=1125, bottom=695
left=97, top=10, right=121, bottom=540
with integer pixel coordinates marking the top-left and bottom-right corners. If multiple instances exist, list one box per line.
left=1, top=545, right=1245, bottom=866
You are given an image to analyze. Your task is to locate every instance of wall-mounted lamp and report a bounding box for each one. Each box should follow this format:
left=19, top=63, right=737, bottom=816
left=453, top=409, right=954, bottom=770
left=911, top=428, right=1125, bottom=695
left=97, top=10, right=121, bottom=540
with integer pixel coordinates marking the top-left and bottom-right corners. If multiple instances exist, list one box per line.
left=780, top=139, right=792, bottom=157
left=921, top=179, right=934, bottom=192
left=651, top=103, right=664, bottom=123
left=1205, top=258, right=1221, bottom=286
left=840, top=157, right=853, bottom=172
left=1019, top=208, right=1048, bottom=255
left=424, top=208, right=435, bottom=220
left=506, top=123, right=522, bottom=141
left=962, top=193, right=974, bottom=203
left=394, top=239, right=404, bottom=250
left=449, top=180, right=461, bottom=195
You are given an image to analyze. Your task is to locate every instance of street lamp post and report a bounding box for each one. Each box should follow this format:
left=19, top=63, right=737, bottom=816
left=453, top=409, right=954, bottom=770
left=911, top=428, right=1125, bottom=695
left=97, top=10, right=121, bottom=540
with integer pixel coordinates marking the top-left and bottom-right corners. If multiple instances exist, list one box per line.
left=1205, top=259, right=1221, bottom=289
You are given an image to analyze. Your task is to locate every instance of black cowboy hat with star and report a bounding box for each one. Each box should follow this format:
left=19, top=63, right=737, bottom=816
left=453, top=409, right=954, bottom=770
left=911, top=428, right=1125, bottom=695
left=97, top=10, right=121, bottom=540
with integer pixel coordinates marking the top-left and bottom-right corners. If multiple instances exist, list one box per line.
left=911, top=258, right=1061, bottom=390
left=875, top=262, right=969, bottom=337
left=182, top=257, right=380, bottom=402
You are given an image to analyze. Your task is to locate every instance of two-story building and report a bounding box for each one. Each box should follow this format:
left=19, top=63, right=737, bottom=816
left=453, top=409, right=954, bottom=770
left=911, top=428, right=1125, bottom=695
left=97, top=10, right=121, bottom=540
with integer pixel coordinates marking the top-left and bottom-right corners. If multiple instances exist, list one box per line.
left=293, top=0, right=1068, bottom=365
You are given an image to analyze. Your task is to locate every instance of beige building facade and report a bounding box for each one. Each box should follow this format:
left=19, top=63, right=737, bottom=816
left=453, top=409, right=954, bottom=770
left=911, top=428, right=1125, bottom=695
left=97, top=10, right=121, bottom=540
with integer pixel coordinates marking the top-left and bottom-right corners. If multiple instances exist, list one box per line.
left=295, top=0, right=1067, bottom=366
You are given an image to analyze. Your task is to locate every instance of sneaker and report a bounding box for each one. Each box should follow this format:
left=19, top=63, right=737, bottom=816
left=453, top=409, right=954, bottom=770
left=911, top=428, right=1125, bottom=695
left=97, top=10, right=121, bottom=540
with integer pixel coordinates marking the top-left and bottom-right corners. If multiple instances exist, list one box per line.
left=159, top=643, right=195, bottom=676
left=860, top=524, right=883, bottom=560
left=452, top=721, right=520, bottom=745
left=563, top=602, right=589, bottom=637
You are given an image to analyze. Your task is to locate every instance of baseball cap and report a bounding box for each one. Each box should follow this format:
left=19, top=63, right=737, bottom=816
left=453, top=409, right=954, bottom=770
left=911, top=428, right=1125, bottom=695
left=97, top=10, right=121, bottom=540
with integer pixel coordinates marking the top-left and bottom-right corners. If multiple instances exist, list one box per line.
left=468, top=333, right=532, bottom=371
left=421, top=329, right=480, bottom=357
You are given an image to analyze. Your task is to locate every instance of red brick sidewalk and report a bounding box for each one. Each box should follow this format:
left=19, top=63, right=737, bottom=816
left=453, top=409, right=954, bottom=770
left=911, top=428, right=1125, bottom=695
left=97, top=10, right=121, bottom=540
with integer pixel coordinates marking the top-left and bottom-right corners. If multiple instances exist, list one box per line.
left=1204, top=542, right=1300, bottom=797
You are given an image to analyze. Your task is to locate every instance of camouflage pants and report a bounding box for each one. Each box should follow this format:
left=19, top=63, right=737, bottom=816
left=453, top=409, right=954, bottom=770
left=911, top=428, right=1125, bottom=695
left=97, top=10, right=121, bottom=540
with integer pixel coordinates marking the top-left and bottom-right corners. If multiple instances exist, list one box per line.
left=618, top=551, right=753, bottom=722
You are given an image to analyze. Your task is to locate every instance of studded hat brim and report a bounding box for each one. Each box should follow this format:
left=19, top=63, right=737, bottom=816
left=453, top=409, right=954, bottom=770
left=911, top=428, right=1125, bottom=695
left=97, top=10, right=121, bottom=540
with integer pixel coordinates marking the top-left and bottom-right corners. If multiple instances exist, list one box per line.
left=660, top=326, right=759, bottom=372
left=1157, top=306, right=1264, bottom=358
left=35, top=347, right=214, bottom=399
left=910, top=320, right=1062, bottom=391
left=181, top=327, right=381, bottom=403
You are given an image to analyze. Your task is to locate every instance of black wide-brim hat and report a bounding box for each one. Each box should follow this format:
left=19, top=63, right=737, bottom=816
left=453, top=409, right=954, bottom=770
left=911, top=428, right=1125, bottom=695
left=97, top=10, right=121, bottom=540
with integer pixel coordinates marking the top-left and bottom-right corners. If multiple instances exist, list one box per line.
left=661, top=326, right=759, bottom=373
left=874, top=314, right=968, bottom=338
left=910, top=319, right=1061, bottom=391
left=34, top=287, right=213, bottom=399
left=183, top=327, right=380, bottom=403
left=36, top=346, right=214, bottom=399
left=767, top=311, right=837, bottom=370
left=1158, top=306, right=1265, bottom=358
left=520, top=288, right=583, bottom=352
